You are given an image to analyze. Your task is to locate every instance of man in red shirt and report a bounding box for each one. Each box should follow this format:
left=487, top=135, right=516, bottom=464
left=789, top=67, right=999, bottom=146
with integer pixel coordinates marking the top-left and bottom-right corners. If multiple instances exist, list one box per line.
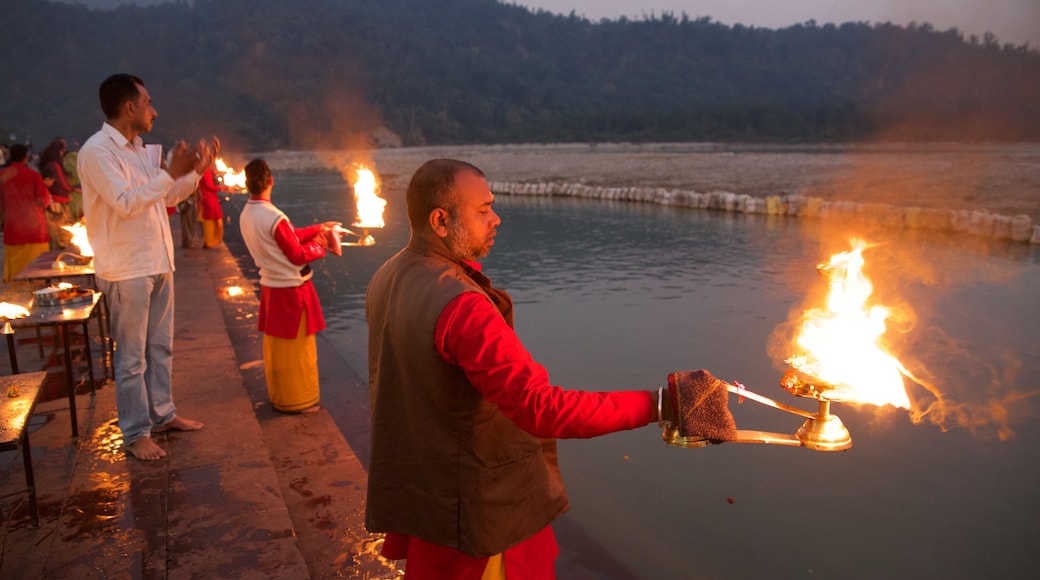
left=366, top=159, right=728, bottom=578
left=1, top=144, right=52, bottom=281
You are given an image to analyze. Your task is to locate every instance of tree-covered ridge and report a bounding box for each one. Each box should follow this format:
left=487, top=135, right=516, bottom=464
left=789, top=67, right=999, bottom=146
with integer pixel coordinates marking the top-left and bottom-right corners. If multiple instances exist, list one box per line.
left=2, top=0, right=1037, bottom=150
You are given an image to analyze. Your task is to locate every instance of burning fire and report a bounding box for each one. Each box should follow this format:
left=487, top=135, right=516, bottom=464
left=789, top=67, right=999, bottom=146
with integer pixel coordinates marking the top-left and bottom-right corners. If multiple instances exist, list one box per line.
left=785, top=239, right=912, bottom=409
left=61, top=221, right=93, bottom=257
left=0, top=302, right=30, bottom=319
left=351, top=165, right=386, bottom=229
left=215, top=158, right=246, bottom=190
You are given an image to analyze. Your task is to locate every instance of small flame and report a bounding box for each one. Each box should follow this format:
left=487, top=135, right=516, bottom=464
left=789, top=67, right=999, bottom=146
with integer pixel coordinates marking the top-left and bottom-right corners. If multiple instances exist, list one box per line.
left=0, top=302, right=30, bottom=319
left=61, top=221, right=93, bottom=257
left=786, top=239, right=912, bottom=409
left=226, top=286, right=244, bottom=297
left=351, top=165, right=386, bottom=229
left=215, top=158, right=246, bottom=190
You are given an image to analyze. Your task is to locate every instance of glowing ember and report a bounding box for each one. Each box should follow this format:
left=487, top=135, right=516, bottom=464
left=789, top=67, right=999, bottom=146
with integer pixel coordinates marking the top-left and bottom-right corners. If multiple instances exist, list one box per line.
left=215, top=158, right=246, bottom=190
left=0, top=302, right=30, bottom=319
left=62, top=221, right=94, bottom=257
left=226, top=286, right=244, bottom=297
left=786, top=239, right=912, bottom=409
left=351, top=165, right=386, bottom=229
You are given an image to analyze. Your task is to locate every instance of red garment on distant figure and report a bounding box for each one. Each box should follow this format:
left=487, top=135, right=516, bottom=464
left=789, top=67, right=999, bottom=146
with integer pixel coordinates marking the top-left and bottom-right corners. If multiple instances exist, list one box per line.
left=0, top=162, right=52, bottom=244
left=198, top=167, right=224, bottom=220
left=256, top=220, right=325, bottom=338
left=41, top=160, right=74, bottom=203
left=380, top=260, right=655, bottom=578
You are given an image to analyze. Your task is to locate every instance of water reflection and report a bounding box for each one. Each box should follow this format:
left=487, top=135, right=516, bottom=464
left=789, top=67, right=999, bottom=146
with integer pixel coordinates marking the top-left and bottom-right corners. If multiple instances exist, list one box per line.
left=224, top=172, right=1040, bottom=579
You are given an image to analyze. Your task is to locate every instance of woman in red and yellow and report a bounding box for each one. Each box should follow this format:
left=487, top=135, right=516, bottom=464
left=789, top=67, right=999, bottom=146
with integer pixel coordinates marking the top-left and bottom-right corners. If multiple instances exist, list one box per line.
left=197, top=161, right=227, bottom=248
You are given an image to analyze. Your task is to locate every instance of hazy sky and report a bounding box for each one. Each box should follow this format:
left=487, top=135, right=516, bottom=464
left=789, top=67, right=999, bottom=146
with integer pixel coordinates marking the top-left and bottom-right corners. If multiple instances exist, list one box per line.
left=518, top=0, right=1040, bottom=47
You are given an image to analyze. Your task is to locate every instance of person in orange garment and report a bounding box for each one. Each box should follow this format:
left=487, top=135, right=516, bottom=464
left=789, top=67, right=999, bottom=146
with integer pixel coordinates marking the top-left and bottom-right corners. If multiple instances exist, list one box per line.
left=365, top=159, right=727, bottom=579
left=0, top=144, right=52, bottom=281
left=38, top=137, right=79, bottom=250
left=198, top=159, right=229, bottom=248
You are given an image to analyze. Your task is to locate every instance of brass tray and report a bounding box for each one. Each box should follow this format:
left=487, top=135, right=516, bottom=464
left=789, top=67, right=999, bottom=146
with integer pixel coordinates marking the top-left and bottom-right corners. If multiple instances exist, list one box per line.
left=32, top=289, right=94, bottom=308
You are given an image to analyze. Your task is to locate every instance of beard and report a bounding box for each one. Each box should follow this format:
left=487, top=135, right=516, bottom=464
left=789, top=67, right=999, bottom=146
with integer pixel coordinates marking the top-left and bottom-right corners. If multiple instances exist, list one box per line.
left=446, top=215, right=492, bottom=262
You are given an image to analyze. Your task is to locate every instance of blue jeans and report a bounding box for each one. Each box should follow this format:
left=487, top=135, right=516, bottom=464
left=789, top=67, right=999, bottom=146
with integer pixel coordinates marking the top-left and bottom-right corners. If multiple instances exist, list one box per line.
left=96, top=273, right=176, bottom=445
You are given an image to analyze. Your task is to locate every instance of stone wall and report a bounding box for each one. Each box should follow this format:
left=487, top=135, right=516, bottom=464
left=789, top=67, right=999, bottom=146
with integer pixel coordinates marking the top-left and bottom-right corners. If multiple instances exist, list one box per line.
left=490, top=181, right=1040, bottom=245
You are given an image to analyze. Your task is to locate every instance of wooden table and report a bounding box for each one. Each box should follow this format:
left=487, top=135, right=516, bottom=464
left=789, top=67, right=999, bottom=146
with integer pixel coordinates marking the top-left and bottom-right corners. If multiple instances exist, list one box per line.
left=8, top=293, right=104, bottom=437
left=13, top=250, right=95, bottom=287
left=0, top=372, right=48, bottom=528
left=11, top=251, right=111, bottom=381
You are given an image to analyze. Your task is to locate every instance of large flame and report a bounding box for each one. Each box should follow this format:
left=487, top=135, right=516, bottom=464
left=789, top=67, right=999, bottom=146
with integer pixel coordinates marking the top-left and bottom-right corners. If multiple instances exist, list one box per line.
left=215, top=158, right=246, bottom=190
left=62, top=221, right=93, bottom=257
left=786, top=239, right=912, bottom=408
left=352, top=165, right=386, bottom=229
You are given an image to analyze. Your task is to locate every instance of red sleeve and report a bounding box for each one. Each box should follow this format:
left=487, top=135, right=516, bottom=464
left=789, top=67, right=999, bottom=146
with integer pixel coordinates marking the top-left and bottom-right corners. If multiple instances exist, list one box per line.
left=36, top=174, right=52, bottom=207
left=273, top=219, right=326, bottom=265
left=293, top=223, right=322, bottom=244
left=200, top=168, right=219, bottom=192
left=435, top=292, right=655, bottom=439
left=49, top=162, right=74, bottom=193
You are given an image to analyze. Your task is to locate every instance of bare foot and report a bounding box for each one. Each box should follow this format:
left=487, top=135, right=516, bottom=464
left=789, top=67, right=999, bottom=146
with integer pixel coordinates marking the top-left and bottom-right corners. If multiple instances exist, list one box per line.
left=126, top=437, right=166, bottom=461
left=298, top=405, right=320, bottom=414
left=153, top=415, right=205, bottom=432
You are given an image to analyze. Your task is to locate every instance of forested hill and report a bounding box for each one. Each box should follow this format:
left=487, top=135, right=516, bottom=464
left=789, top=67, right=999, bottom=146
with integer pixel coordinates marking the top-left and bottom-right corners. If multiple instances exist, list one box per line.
left=2, top=0, right=1039, bottom=151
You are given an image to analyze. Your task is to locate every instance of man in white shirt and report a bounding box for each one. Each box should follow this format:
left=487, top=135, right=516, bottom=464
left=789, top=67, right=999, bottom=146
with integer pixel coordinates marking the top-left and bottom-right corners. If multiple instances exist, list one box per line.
left=78, top=73, right=217, bottom=461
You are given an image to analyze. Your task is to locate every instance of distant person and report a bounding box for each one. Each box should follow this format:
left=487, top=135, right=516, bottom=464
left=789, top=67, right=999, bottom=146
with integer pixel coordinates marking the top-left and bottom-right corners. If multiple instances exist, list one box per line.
left=238, top=158, right=341, bottom=413
left=62, top=142, right=83, bottom=219
left=177, top=186, right=201, bottom=249
left=198, top=160, right=228, bottom=248
left=78, top=73, right=215, bottom=461
left=0, top=143, right=51, bottom=282
left=38, top=138, right=78, bottom=249
left=364, top=158, right=735, bottom=577
left=159, top=146, right=201, bottom=248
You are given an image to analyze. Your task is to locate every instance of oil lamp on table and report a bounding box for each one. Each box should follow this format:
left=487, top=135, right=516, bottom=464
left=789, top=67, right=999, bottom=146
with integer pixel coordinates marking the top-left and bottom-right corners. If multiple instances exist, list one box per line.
left=53, top=221, right=95, bottom=270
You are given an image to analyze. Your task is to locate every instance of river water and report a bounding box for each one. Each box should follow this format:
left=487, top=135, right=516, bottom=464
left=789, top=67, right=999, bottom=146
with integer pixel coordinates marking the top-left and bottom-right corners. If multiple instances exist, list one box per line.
left=223, top=145, right=1039, bottom=579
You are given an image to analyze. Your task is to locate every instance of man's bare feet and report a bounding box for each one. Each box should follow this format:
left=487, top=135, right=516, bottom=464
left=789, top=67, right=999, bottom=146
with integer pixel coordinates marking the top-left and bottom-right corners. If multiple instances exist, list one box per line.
left=153, top=415, right=205, bottom=433
left=126, top=437, right=166, bottom=461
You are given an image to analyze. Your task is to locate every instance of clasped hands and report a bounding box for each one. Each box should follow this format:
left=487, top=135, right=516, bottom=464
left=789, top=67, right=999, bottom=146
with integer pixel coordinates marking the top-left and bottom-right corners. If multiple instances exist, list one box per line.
left=166, top=136, right=221, bottom=179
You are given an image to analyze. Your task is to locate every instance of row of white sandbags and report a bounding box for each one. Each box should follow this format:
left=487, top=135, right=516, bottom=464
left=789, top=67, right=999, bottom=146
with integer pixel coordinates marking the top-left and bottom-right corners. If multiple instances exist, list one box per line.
left=489, top=181, right=1040, bottom=244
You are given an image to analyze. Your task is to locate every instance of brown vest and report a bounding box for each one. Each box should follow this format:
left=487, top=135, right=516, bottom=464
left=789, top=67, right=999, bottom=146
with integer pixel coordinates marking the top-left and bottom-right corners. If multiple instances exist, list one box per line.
left=365, top=236, right=568, bottom=557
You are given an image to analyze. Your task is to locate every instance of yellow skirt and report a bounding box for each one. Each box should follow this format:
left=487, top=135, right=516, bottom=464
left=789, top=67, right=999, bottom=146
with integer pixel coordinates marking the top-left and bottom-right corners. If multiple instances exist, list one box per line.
left=263, top=313, right=320, bottom=412
left=4, top=243, right=49, bottom=282
left=201, top=218, right=224, bottom=248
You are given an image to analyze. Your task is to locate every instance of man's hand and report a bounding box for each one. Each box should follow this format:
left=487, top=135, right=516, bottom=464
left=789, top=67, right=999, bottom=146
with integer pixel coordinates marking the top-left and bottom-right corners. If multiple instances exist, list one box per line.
left=166, top=136, right=221, bottom=179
